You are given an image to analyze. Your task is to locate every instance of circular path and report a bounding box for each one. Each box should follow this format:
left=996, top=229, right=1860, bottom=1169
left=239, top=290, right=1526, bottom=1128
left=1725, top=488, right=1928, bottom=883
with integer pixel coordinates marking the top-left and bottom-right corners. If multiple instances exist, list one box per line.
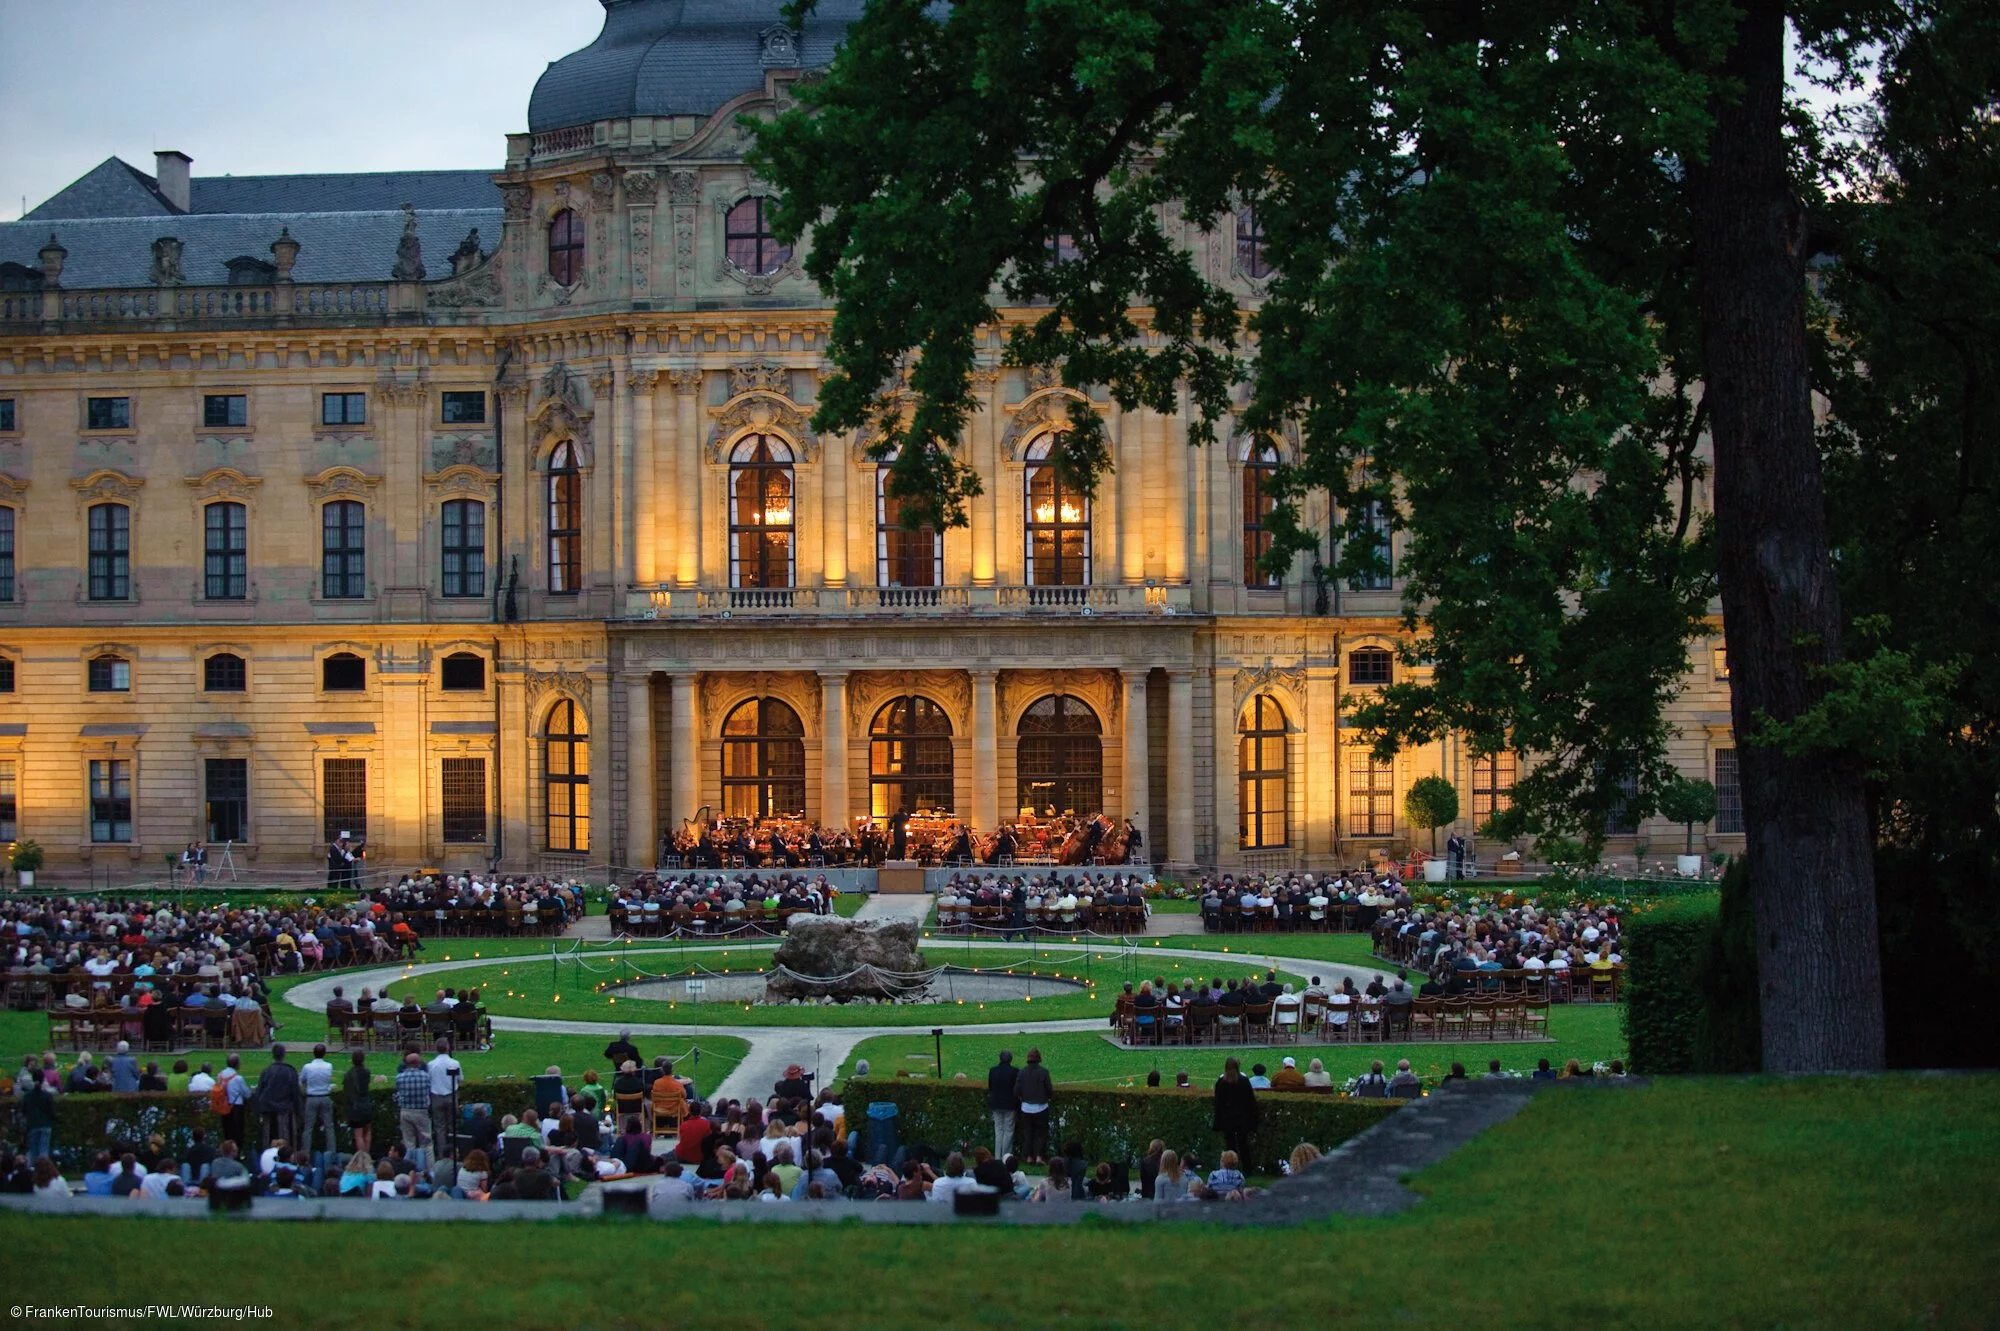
left=281, top=938, right=1380, bottom=1104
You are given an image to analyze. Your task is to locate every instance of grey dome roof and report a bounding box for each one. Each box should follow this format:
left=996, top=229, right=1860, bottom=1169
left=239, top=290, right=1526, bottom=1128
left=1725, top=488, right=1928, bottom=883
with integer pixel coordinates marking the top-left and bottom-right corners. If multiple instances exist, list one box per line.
left=528, top=0, right=867, bottom=133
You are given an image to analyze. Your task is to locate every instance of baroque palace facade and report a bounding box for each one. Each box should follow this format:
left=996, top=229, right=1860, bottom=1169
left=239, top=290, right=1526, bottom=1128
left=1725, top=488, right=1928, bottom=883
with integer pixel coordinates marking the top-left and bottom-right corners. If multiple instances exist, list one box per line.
left=0, top=0, right=1740, bottom=877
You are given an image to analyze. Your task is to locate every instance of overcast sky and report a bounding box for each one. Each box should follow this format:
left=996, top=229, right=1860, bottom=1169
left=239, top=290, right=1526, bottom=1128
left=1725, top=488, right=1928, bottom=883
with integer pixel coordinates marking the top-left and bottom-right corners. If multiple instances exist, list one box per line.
left=0, top=0, right=606, bottom=220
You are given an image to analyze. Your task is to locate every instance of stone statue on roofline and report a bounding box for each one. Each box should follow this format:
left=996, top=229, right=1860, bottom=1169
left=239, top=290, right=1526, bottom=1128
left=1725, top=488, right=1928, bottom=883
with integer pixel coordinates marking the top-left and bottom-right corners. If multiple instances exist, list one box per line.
left=391, top=203, right=426, bottom=282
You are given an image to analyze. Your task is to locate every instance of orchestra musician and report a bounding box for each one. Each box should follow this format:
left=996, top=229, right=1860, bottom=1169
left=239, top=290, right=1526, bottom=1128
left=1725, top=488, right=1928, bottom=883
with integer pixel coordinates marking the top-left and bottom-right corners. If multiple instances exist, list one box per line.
left=888, top=809, right=910, bottom=861
left=985, top=825, right=1018, bottom=865
left=943, top=824, right=974, bottom=865
left=1122, top=818, right=1145, bottom=865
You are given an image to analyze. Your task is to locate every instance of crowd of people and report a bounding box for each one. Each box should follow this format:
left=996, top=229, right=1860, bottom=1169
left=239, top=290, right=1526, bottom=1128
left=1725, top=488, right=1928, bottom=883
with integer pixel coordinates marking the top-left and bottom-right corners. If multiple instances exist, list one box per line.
left=1197, top=871, right=1409, bottom=932
left=1372, top=899, right=1626, bottom=981
left=932, top=871, right=1155, bottom=934
left=363, top=875, right=584, bottom=929
left=607, top=872, right=838, bottom=931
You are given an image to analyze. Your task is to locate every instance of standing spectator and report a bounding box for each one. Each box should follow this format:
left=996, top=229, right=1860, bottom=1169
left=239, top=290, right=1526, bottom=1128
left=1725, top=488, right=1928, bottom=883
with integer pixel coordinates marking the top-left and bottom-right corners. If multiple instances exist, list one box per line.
left=1212, top=1056, right=1259, bottom=1162
left=251, top=1044, right=303, bottom=1149
left=1013, top=1047, right=1054, bottom=1167
left=394, top=1052, right=433, bottom=1168
left=427, top=1039, right=462, bottom=1161
left=299, top=1044, right=337, bottom=1159
left=107, top=1041, right=141, bottom=1094
left=987, top=1049, right=1019, bottom=1161
left=215, top=1054, right=250, bottom=1145
left=343, top=1052, right=376, bottom=1157
left=21, top=1075, right=56, bottom=1162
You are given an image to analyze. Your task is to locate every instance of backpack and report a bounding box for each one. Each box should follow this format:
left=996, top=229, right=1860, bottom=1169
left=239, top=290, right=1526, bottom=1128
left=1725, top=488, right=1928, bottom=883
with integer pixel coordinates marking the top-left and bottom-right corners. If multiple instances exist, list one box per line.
left=209, top=1070, right=234, bottom=1115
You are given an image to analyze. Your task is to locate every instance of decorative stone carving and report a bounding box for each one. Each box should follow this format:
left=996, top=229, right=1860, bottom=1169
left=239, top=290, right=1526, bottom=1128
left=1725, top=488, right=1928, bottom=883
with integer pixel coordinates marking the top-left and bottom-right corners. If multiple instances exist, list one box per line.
left=700, top=671, right=817, bottom=731
left=149, top=237, right=184, bottom=287
left=496, top=379, right=532, bottom=407
left=270, top=227, right=300, bottom=280
left=0, top=472, right=26, bottom=503
left=998, top=667, right=1116, bottom=732
left=629, top=206, right=654, bottom=294
left=629, top=369, right=661, bottom=396
left=666, top=169, right=700, bottom=205
left=531, top=362, right=595, bottom=459
left=390, top=204, right=426, bottom=282
left=624, top=171, right=659, bottom=204
left=303, top=466, right=382, bottom=503
left=767, top=919, right=924, bottom=1001
left=667, top=368, right=704, bottom=397
left=448, top=229, right=485, bottom=275
left=184, top=467, right=262, bottom=503
left=429, top=435, right=497, bottom=471
left=374, top=380, right=428, bottom=408
left=427, top=253, right=502, bottom=309
left=1025, top=362, right=1063, bottom=393
left=847, top=670, right=973, bottom=735
left=501, top=184, right=533, bottom=219
left=69, top=470, right=144, bottom=504
left=1233, top=661, right=1308, bottom=716
left=1001, top=390, right=1094, bottom=456
left=705, top=393, right=818, bottom=463
left=591, top=173, right=617, bottom=207
left=729, top=359, right=791, bottom=397
left=424, top=462, right=500, bottom=500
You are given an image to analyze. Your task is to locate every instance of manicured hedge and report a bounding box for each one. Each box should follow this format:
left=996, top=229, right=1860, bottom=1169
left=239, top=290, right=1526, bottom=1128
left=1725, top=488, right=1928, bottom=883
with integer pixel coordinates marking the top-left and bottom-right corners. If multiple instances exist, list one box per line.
left=15, top=1077, right=539, bottom=1174
left=1621, top=861, right=1761, bottom=1075
left=846, top=1078, right=1400, bottom=1176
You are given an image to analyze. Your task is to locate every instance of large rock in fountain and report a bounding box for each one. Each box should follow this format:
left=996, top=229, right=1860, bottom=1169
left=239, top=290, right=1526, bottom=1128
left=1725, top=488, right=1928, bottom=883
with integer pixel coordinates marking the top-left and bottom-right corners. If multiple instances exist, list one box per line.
left=767, top=918, right=925, bottom=1001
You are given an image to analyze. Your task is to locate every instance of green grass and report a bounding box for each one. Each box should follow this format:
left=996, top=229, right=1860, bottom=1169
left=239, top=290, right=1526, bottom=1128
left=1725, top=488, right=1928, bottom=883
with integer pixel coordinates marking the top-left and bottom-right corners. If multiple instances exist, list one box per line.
left=841, top=1003, right=1625, bottom=1089
left=3, top=1075, right=1993, bottom=1328
left=378, top=946, right=1312, bottom=1028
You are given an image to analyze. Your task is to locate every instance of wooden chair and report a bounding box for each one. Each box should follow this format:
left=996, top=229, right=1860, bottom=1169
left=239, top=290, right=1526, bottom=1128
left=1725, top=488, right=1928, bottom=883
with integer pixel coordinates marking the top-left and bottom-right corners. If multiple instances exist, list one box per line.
left=1467, top=996, right=1497, bottom=1039
left=46, top=1012, right=76, bottom=1050
left=1522, top=998, right=1550, bottom=1038
left=1185, top=1005, right=1218, bottom=1045
left=1215, top=1001, right=1246, bottom=1044
left=650, top=1076, right=689, bottom=1137
left=1272, top=999, right=1303, bottom=1043
left=1439, top=998, right=1471, bottom=1041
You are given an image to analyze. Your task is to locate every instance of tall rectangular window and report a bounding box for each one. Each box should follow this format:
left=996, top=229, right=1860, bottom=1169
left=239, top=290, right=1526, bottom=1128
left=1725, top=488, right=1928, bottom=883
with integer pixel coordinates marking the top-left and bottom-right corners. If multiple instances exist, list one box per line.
left=85, top=397, right=131, bottom=431
left=440, top=391, right=486, bottom=425
left=1347, top=500, right=1392, bottom=590
left=204, top=502, right=247, bottom=599
left=205, top=758, right=248, bottom=843
left=0, top=398, right=15, bottom=431
left=321, top=500, right=366, bottom=598
left=321, top=392, right=367, bottom=426
left=876, top=468, right=940, bottom=588
left=202, top=394, right=248, bottom=429
left=1605, top=772, right=1642, bottom=835
left=0, top=759, right=16, bottom=842
left=1471, top=752, right=1517, bottom=825
left=0, top=658, right=14, bottom=692
left=1715, top=747, right=1744, bottom=835
left=1347, top=751, right=1394, bottom=837
left=0, top=505, right=14, bottom=602
left=87, top=503, right=130, bottom=600
left=322, top=758, right=367, bottom=845
left=441, top=758, right=487, bottom=843
left=89, top=759, right=132, bottom=843
left=548, top=444, right=582, bottom=594
left=440, top=498, right=485, bottom=598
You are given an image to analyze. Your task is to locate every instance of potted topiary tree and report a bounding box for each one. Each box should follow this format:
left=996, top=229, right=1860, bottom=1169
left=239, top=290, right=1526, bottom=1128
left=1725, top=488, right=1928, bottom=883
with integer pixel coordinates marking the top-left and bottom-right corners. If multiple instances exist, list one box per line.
left=1404, top=776, right=1459, bottom=882
left=11, top=838, right=43, bottom=890
left=1656, top=777, right=1718, bottom=877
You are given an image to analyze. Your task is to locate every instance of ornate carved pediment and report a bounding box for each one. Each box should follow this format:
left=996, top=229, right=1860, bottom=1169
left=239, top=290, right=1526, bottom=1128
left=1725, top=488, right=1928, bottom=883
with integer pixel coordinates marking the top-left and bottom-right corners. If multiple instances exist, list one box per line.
left=70, top=469, right=144, bottom=504
left=184, top=467, right=262, bottom=503
left=423, top=463, right=500, bottom=500
left=303, top=466, right=382, bottom=503
left=1001, top=390, right=1095, bottom=457
left=705, top=393, right=818, bottom=463
left=525, top=669, right=594, bottom=715
left=532, top=362, right=595, bottom=458
left=729, top=359, right=792, bottom=397
left=1234, top=660, right=1308, bottom=717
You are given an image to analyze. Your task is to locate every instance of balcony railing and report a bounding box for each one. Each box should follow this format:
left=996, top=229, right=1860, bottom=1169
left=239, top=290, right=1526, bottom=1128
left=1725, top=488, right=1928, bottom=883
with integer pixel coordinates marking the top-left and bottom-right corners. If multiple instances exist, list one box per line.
left=637, top=583, right=1190, bottom=619
left=1, top=281, right=396, bottom=328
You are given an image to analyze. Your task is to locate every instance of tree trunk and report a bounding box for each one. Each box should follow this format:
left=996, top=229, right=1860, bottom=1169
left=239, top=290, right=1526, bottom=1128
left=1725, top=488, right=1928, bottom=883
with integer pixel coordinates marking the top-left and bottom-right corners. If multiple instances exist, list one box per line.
left=1687, top=0, right=1884, bottom=1071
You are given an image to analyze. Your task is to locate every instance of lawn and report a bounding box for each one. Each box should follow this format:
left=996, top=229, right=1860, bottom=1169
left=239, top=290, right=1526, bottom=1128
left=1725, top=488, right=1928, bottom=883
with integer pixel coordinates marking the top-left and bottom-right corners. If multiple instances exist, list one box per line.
left=377, top=945, right=1312, bottom=1028
left=2, top=1075, right=1992, bottom=1328
left=839, top=1002, right=1625, bottom=1088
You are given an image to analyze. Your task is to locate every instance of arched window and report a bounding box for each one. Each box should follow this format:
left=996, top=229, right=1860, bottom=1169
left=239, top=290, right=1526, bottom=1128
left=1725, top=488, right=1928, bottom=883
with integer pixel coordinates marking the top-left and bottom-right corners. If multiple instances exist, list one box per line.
left=1015, top=694, right=1102, bottom=817
left=1239, top=695, right=1288, bottom=848
left=203, top=653, right=246, bottom=693
left=87, top=654, right=131, bottom=693
left=204, top=501, right=247, bottom=600
left=877, top=465, right=939, bottom=588
left=1348, top=646, right=1394, bottom=686
left=1242, top=441, right=1280, bottom=588
left=730, top=436, right=795, bottom=588
left=547, top=443, right=582, bottom=594
left=1025, top=434, right=1090, bottom=586
left=321, top=500, right=365, bottom=599
left=87, top=502, right=130, bottom=601
left=1236, top=207, right=1270, bottom=279
left=322, top=652, right=365, bottom=692
left=869, top=696, right=954, bottom=817
left=721, top=697, right=806, bottom=819
left=724, top=197, right=792, bottom=277
left=547, top=209, right=584, bottom=286
left=544, top=697, right=590, bottom=853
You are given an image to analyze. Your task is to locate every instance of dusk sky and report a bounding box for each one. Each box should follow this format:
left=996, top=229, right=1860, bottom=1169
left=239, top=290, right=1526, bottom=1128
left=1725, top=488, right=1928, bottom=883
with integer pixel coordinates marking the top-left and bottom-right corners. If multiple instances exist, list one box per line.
left=0, top=0, right=605, bottom=219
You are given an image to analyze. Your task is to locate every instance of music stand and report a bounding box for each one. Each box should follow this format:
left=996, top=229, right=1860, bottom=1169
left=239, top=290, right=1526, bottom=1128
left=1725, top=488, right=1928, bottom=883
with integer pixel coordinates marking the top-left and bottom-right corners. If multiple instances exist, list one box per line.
left=215, top=840, right=240, bottom=882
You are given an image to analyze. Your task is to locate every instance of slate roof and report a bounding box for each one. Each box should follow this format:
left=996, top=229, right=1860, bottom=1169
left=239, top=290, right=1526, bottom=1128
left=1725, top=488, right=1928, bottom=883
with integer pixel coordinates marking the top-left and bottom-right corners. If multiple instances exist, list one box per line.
left=24, top=158, right=502, bottom=222
left=527, top=0, right=867, bottom=132
left=0, top=209, right=500, bottom=289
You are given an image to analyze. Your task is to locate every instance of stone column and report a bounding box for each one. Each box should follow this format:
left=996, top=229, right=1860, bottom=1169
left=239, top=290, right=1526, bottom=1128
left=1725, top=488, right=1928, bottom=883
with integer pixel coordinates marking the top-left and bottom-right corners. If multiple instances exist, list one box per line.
left=1121, top=668, right=1149, bottom=827
left=626, top=670, right=655, bottom=868
left=1167, top=668, right=1196, bottom=867
left=590, top=671, right=614, bottom=864
left=668, top=671, right=698, bottom=826
left=972, top=370, right=1000, bottom=586
left=823, top=431, right=848, bottom=588
left=1165, top=396, right=1190, bottom=583
left=1119, top=410, right=1145, bottom=584
left=820, top=671, right=850, bottom=828
left=593, top=369, right=622, bottom=610
left=631, top=370, right=660, bottom=586
left=971, top=668, right=998, bottom=833
left=670, top=369, right=703, bottom=587
left=1213, top=667, right=1238, bottom=866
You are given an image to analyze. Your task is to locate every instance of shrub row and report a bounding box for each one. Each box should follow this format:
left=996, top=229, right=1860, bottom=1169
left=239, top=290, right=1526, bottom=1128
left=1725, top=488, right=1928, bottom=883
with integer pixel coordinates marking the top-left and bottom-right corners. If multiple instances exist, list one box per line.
left=846, top=1077, right=1400, bottom=1176
left=11, top=1077, right=539, bottom=1174
left=1621, top=860, right=1760, bottom=1074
